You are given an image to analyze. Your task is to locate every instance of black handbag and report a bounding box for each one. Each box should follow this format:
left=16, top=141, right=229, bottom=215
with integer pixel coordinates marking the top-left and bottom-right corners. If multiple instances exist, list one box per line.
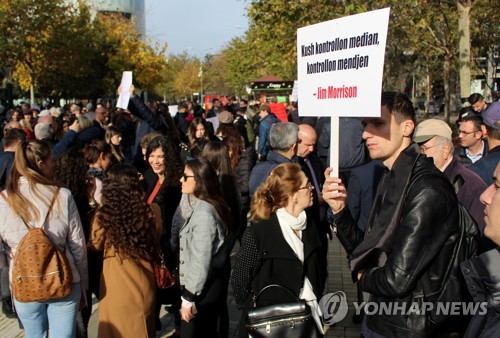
left=245, top=284, right=321, bottom=338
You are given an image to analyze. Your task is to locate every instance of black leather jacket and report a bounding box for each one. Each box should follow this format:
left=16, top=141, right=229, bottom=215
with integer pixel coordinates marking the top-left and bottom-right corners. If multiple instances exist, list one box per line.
left=332, top=145, right=463, bottom=337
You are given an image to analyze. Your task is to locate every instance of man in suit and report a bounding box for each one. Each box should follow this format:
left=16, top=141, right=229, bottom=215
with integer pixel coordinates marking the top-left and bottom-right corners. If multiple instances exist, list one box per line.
left=297, top=123, right=329, bottom=284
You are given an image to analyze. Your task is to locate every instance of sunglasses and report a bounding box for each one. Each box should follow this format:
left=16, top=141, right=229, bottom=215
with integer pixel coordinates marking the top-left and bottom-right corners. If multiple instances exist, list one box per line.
left=182, top=174, right=195, bottom=182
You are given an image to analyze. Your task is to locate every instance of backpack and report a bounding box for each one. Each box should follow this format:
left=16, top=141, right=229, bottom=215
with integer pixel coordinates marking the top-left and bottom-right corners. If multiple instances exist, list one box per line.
left=1, top=188, right=73, bottom=302
left=423, top=202, right=480, bottom=330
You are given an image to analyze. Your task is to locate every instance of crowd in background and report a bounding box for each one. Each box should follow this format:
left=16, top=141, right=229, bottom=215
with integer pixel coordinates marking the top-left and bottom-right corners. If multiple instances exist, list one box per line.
left=0, top=90, right=499, bottom=338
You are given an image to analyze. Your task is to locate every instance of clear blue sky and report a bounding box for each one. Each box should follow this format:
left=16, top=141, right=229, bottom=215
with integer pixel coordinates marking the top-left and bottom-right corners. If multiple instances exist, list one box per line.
left=145, top=0, right=249, bottom=58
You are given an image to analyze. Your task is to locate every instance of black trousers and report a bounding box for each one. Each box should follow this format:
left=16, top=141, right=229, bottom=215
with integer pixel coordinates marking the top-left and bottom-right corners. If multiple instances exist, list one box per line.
left=181, top=267, right=225, bottom=338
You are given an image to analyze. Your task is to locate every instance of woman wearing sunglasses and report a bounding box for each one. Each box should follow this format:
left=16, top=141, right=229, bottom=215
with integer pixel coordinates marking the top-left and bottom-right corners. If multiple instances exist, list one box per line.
left=178, top=157, right=231, bottom=338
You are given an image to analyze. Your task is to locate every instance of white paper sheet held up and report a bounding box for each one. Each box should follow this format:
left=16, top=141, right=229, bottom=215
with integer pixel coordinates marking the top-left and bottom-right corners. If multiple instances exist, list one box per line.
left=117, top=71, right=133, bottom=109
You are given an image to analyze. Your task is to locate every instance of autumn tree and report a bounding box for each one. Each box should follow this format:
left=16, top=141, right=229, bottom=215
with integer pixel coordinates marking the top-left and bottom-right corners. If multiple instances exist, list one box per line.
left=155, top=52, right=198, bottom=101
left=0, top=0, right=168, bottom=103
left=0, top=0, right=79, bottom=103
left=470, top=0, right=500, bottom=100
left=173, top=58, right=200, bottom=99
left=95, top=12, right=167, bottom=96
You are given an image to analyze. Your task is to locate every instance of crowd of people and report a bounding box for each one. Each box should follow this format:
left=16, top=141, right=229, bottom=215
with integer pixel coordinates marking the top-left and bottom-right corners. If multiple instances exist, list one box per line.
left=0, top=89, right=498, bottom=338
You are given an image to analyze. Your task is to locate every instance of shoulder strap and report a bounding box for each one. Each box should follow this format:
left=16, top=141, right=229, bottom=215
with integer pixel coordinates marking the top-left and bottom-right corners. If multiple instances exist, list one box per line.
left=18, top=187, right=61, bottom=230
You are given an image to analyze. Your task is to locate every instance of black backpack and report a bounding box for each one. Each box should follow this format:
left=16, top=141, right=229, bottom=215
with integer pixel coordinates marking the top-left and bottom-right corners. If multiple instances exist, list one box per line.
left=423, top=176, right=480, bottom=330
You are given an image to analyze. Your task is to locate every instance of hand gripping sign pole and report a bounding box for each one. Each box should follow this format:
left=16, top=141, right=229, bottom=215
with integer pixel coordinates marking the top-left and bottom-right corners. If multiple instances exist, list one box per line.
left=297, top=8, right=390, bottom=179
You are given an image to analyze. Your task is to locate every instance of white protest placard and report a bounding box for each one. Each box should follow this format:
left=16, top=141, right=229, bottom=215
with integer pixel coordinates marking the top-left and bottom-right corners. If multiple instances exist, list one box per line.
left=297, top=8, right=390, bottom=178
left=297, top=8, right=390, bottom=117
left=117, top=71, right=133, bottom=109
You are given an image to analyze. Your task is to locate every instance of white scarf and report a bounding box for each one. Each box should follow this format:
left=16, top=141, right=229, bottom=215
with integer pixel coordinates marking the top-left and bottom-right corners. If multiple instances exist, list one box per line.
left=276, top=208, right=324, bottom=334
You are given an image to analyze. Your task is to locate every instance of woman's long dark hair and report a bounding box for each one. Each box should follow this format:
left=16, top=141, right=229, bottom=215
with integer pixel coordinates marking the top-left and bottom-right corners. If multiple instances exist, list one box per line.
left=83, top=139, right=112, bottom=165
left=55, top=148, right=91, bottom=238
left=55, top=148, right=88, bottom=203
left=201, top=141, right=240, bottom=232
left=186, top=158, right=232, bottom=235
left=95, top=164, right=160, bottom=262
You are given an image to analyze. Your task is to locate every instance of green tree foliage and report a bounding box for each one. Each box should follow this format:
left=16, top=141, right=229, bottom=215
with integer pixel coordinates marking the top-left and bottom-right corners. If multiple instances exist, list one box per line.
left=96, top=12, right=167, bottom=95
left=155, top=52, right=198, bottom=101
left=0, top=0, right=77, bottom=99
left=470, top=0, right=500, bottom=93
left=0, top=0, right=167, bottom=102
left=223, top=0, right=495, bottom=117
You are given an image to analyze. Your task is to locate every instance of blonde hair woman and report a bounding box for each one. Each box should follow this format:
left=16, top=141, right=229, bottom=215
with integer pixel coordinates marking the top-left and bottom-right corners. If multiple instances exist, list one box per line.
left=0, top=140, right=88, bottom=338
left=231, top=163, right=325, bottom=337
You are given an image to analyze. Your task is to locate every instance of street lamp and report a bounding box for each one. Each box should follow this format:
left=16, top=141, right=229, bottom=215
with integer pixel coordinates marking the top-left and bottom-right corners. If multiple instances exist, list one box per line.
left=199, top=63, right=203, bottom=106
left=188, top=47, right=212, bottom=107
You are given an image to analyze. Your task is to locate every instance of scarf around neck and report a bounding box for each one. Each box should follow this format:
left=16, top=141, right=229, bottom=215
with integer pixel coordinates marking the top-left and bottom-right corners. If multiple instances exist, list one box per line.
left=276, top=207, right=307, bottom=232
left=275, top=207, right=324, bottom=333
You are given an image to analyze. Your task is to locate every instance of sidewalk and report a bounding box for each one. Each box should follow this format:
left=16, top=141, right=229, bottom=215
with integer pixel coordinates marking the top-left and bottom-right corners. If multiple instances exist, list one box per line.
left=0, top=236, right=360, bottom=337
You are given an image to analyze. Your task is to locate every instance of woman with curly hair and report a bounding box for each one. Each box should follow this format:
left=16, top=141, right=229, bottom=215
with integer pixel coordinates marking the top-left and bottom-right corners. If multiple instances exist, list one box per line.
left=142, top=135, right=183, bottom=331
left=89, top=163, right=161, bottom=338
left=231, top=163, right=325, bottom=337
left=55, top=148, right=95, bottom=337
left=143, top=136, right=183, bottom=254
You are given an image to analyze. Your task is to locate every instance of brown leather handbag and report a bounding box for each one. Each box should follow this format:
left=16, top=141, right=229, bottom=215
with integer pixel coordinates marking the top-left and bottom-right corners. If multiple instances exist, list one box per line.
left=154, top=252, right=175, bottom=289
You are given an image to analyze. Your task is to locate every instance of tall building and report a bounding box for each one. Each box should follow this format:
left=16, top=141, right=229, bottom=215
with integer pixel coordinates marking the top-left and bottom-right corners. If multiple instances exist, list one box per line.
left=69, top=0, right=145, bottom=38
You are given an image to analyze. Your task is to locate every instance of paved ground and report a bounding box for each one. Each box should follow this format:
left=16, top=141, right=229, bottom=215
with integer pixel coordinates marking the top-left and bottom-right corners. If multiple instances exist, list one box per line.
left=0, top=236, right=361, bottom=337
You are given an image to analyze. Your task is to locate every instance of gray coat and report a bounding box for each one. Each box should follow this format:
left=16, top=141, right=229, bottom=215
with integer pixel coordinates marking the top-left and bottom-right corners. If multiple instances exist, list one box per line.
left=178, top=199, right=225, bottom=301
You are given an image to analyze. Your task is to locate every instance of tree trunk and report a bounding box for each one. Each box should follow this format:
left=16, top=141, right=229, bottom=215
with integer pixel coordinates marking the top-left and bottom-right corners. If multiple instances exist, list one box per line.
left=457, top=0, right=471, bottom=102
left=443, top=53, right=451, bottom=124
left=29, top=71, right=36, bottom=107
left=485, top=47, right=494, bottom=101
left=426, top=70, right=431, bottom=116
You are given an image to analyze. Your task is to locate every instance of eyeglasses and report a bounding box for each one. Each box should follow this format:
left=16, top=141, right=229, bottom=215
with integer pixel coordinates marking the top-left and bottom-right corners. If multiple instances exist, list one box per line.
left=182, top=174, right=195, bottom=182
left=419, top=143, right=444, bottom=153
left=298, top=182, right=314, bottom=191
left=458, top=130, right=477, bottom=136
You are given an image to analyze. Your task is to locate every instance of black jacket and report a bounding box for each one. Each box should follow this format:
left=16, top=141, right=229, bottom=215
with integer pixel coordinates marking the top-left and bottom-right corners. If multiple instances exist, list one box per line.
left=331, top=144, right=464, bottom=337
left=231, top=213, right=325, bottom=308
left=142, top=169, right=182, bottom=264
left=234, top=146, right=257, bottom=216
left=461, top=248, right=500, bottom=337
left=453, top=140, right=489, bottom=168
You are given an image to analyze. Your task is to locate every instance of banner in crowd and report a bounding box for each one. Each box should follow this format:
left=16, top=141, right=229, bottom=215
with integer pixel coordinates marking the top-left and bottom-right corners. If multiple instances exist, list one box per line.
left=297, top=8, right=390, bottom=117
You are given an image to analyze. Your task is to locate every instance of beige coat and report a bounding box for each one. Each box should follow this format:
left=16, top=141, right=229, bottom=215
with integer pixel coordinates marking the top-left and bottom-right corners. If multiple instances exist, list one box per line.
left=89, top=213, right=160, bottom=338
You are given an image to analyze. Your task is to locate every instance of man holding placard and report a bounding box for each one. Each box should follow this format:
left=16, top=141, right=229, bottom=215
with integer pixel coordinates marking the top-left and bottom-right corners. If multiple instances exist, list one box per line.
left=323, top=92, right=466, bottom=336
